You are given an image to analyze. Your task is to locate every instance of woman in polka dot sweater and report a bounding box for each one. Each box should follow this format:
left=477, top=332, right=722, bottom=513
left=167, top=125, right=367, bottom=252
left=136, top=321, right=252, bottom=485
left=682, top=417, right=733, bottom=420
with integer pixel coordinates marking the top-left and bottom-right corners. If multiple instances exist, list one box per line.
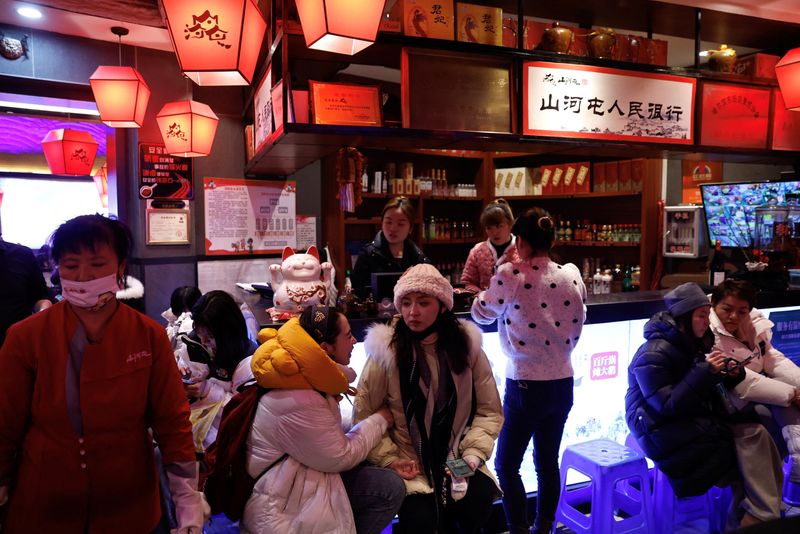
left=471, top=206, right=587, bottom=534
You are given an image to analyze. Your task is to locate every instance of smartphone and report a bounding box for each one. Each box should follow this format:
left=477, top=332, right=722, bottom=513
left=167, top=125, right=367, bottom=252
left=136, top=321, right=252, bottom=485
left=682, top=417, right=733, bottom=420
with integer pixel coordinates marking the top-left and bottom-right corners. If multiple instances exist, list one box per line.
left=445, top=458, right=475, bottom=478
left=182, top=376, right=198, bottom=385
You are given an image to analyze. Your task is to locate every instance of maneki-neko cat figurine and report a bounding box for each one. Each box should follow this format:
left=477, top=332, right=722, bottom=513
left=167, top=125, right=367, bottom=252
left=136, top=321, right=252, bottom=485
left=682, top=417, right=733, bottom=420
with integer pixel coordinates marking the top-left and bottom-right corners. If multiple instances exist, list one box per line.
left=268, top=245, right=332, bottom=321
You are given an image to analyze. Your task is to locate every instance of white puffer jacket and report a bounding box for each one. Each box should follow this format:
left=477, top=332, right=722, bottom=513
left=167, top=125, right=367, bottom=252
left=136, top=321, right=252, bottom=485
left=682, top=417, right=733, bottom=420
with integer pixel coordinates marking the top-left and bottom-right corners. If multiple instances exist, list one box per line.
left=241, top=389, right=389, bottom=534
left=711, top=307, right=800, bottom=408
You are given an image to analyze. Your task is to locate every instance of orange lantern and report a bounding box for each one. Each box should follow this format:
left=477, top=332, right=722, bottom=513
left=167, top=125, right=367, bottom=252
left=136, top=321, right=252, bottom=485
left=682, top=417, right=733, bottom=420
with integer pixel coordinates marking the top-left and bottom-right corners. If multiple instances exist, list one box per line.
left=156, top=100, right=219, bottom=157
left=163, top=0, right=266, bottom=86
left=295, top=0, right=386, bottom=55
left=90, top=66, right=150, bottom=127
left=776, top=48, right=800, bottom=111
left=93, top=164, right=109, bottom=208
left=41, top=129, right=99, bottom=175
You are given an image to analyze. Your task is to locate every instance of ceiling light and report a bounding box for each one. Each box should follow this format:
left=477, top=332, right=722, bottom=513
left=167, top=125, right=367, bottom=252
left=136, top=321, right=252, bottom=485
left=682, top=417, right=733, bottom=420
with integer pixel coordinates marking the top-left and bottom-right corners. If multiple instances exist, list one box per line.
left=16, top=6, right=43, bottom=19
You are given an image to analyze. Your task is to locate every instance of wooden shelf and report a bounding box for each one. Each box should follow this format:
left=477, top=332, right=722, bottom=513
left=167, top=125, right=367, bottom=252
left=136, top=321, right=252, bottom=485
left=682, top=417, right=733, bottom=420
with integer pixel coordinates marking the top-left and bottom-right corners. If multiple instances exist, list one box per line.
left=344, top=218, right=382, bottom=225
left=360, top=193, right=483, bottom=201
left=423, top=238, right=476, bottom=245
left=423, top=196, right=483, bottom=201
left=503, top=192, right=642, bottom=201
left=555, top=240, right=640, bottom=248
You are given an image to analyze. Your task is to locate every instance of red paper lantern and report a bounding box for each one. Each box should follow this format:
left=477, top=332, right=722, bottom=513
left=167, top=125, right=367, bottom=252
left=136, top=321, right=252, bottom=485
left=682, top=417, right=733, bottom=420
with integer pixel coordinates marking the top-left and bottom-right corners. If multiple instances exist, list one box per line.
left=41, top=129, right=99, bottom=176
left=89, top=66, right=151, bottom=127
left=163, top=0, right=266, bottom=86
left=776, top=48, right=800, bottom=111
left=93, top=164, right=109, bottom=208
left=156, top=100, right=219, bottom=157
left=295, top=0, right=386, bottom=55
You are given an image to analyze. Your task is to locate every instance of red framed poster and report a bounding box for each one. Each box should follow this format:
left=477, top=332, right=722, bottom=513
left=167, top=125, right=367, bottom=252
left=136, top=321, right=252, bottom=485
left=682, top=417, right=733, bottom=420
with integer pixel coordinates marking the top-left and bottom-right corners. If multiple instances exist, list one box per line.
left=771, top=89, right=800, bottom=151
left=698, top=81, right=771, bottom=149
left=523, top=61, right=695, bottom=144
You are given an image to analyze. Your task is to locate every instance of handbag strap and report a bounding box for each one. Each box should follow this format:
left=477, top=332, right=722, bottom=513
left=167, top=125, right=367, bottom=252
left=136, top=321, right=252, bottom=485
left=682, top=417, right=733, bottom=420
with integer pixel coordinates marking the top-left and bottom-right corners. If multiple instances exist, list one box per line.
left=254, top=453, right=288, bottom=482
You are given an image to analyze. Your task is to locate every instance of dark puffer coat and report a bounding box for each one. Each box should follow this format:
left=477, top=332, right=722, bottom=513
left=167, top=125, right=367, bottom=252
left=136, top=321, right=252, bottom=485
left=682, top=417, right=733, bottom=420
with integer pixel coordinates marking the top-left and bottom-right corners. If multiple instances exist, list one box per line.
left=351, top=231, right=430, bottom=298
left=625, top=311, right=741, bottom=498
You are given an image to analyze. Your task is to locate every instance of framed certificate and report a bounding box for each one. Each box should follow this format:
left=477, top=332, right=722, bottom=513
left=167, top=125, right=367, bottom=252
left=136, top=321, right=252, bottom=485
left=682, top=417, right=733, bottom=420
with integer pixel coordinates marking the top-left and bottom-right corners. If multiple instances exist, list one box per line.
left=309, top=81, right=382, bottom=126
left=146, top=208, right=190, bottom=245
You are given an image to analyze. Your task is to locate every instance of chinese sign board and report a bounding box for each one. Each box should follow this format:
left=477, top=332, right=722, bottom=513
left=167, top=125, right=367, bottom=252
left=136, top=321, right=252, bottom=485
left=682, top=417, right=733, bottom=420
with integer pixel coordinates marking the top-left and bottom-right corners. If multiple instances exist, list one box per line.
left=310, top=81, right=382, bottom=126
left=681, top=160, right=722, bottom=204
left=699, top=82, right=771, bottom=149
left=523, top=61, right=695, bottom=144
left=203, top=178, right=296, bottom=255
left=138, top=143, right=193, bottom=199
left=767, top=309, right=800, bottom=367
left=254, top=66, right=273, bottom=154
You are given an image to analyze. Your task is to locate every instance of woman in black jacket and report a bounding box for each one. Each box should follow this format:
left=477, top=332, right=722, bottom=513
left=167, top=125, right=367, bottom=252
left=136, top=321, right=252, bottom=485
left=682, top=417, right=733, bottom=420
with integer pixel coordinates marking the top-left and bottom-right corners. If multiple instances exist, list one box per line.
left=625, top=282, right=782, bottom=529
left=351, top=196, right=430, bottom=298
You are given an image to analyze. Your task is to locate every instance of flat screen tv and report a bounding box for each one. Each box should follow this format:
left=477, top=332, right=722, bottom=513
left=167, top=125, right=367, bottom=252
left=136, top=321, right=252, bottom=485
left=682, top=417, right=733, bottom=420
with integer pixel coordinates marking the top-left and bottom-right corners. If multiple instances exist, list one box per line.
left=701, top=180, right=800, bottom=248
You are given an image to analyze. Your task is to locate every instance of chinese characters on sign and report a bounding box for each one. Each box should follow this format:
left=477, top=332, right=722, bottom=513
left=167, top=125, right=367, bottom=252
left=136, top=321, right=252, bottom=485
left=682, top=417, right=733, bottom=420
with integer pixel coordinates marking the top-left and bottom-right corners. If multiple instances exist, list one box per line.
left=523, top=62, right=695, bottom=144
left=203, top=177, right=296, bottom=255
left=138, top=143, right=193, bottom=199
left=590, top=351, right=619, bottom=380
left=310, top=81, right=382, bottom=126
left=254, top=66, right=273, bottom=153
left=699, top=82, right=770, bottom=149
left=146, top=200, right=191, bottom=245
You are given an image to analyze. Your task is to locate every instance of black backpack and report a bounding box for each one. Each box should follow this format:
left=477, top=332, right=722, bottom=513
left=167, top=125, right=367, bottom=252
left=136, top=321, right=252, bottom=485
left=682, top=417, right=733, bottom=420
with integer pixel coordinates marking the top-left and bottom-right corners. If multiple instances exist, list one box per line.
left=203, top=384, right=286, bottom=521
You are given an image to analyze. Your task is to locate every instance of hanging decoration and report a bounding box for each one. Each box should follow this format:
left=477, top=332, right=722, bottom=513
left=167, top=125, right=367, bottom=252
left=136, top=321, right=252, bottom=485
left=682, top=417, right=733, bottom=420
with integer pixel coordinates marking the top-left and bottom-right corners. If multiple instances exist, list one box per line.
left=335, top=146, right=364, bottom=213
left=294, top=0, right=386, bottom=55
left=93, top=164, right=109, bottom=208
left=156, top=100, right=219, bottom=157
left=776, top=48, right=800, bottom=110
left=162, top=0, right=267, bottom=86
left=41, top=129, right=99, bottom=175
left=89, top=27, right=150, bottom=127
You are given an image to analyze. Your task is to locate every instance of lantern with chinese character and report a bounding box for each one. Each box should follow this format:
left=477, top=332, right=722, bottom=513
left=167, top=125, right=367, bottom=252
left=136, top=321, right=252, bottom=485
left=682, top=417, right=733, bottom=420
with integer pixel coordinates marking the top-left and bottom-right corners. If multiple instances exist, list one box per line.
left=295, top=0, right=386, bottom=55
left=776, top=48, right=800, bottom=110
left=156, top=100, right=219, bottom=157
left=93, top=164, right=109, bottom=208
left=41, top=129, right=99, bottom=175
left=163, top=0, right=267, bottom=86
left=90, top=66, right=150, bottom=127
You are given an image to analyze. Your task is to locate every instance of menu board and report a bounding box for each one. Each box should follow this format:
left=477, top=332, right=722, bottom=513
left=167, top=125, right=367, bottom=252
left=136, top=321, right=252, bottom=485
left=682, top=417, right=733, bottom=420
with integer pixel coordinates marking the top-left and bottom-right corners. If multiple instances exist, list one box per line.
left=203, top=177, right=296, bottom=255
left=138, top=143, right=193, bottom=199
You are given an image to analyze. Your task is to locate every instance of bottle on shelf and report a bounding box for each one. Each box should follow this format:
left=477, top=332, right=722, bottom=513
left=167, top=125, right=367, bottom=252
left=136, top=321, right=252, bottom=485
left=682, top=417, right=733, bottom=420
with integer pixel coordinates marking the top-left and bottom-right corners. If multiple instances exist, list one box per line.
left=622, top=265, right=633, bottom=292
left=592, top=268, right=603, bottom=295
left=601, top=269, right=613, bottom=294
left=709, top=240, right=726, bottom=287
left=565, top=220, right=573, bottom=241
left=631, top=265, right=641, bottom=291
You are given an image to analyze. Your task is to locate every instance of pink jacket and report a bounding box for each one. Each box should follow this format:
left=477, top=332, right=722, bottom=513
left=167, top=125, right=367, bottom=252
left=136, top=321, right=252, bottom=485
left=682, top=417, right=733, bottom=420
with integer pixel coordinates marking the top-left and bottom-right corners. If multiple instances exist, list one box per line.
left=461, top=237, right=520, bottom=293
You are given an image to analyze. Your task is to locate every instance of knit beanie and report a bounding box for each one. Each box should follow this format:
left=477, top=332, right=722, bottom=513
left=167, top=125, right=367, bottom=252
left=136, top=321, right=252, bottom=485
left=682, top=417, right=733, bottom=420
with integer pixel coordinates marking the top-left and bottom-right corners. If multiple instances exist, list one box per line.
left=664, top=283, right=710, bottom=318
left=393, top=264, right=454, bottom=311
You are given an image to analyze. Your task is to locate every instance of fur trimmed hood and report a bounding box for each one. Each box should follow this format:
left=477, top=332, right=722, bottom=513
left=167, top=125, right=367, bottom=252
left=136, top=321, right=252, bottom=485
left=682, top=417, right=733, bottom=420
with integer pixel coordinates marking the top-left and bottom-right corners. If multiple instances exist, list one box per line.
left=363, top=318, right=484, bottom=370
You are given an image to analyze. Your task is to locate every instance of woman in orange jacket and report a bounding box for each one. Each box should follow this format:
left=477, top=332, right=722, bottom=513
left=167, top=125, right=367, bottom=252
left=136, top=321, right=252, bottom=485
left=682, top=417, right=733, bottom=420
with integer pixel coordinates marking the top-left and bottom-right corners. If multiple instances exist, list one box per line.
left=0, top=215, right=206, bottom=533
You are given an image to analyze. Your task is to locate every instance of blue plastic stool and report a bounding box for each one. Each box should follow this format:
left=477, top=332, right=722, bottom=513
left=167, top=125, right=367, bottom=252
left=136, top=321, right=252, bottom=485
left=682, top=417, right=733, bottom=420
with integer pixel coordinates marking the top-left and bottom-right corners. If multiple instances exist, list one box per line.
left=783, top=456, right=800, bottom=507
left=555, top=438, right=654, bottom=534
left=622, top=434, right=730, bottom=534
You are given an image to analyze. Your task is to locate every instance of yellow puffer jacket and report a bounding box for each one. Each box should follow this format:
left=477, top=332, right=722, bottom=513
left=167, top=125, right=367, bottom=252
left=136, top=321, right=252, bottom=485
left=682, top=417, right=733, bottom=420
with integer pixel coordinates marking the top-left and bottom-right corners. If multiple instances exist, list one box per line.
left=251, top=317, right=349, bottom=395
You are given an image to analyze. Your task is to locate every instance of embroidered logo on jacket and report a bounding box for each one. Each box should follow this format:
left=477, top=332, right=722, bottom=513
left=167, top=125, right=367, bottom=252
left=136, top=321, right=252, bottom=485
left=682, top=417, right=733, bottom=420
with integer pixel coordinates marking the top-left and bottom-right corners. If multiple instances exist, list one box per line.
left=126, top=350, right=152, bottom=364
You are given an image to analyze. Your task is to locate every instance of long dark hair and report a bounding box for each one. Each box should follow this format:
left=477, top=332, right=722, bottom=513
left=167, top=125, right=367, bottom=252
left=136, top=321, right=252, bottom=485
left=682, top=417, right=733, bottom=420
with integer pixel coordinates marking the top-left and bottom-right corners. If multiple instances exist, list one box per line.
left=673, top=309, right=714, bottom=353
left=391, top=308, right=470, bottom=374
left=191, top=290, right=251, bottom=374
left=299, top=305, right=344, bottom=346
left=170, top=286, right=202, bottom=317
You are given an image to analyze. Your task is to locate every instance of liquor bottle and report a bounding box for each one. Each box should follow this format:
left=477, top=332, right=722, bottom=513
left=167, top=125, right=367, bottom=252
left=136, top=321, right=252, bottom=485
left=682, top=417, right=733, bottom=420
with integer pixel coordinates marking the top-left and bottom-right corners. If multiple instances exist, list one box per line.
left=428, top=216, right=437, bottom=240
left=565, top=220, right=573, bottom=241
left=592, top=268, right=603, bottom=295
left=709, top=240, right=726, bottom=287
left=623, top=265, right=633, bottom=292
left=631, top=265, right=641, bottom=291
left=602, top=269, right=613, bottom=294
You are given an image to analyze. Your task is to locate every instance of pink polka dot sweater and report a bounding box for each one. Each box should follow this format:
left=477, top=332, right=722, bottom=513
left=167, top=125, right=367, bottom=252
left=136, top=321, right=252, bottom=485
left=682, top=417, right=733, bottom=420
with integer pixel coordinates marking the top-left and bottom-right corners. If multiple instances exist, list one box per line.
left=471, top=256, right=587, bottom=381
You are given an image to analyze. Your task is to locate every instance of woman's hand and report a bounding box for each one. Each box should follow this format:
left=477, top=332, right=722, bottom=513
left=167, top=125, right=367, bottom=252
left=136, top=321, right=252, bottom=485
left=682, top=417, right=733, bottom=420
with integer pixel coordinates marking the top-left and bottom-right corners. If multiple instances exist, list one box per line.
left=184, top=378, right=207, bottom=399
left=705, top=351, right=726, bottom=374
left=376, top=406, right=394, bottom=426
left=389, top=459, right=420, bottom=480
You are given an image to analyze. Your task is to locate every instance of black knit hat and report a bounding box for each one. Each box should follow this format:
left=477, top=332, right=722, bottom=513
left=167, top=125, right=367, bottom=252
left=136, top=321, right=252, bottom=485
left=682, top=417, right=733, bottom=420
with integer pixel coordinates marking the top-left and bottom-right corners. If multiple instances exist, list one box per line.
left=664, top=283, right=710, bottom=317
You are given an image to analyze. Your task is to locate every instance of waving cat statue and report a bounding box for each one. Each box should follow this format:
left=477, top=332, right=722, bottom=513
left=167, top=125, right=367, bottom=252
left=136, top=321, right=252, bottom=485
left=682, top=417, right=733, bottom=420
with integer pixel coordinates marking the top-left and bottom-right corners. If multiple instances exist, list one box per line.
left=267, top=246, right=332, bottom=321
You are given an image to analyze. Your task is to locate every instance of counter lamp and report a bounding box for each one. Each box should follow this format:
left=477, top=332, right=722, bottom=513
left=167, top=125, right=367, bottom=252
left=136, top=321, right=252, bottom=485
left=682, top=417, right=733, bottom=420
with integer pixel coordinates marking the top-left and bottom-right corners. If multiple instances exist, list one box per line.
left=776, top=48, right=800, bottom=110
left=41, top=129, right=99, bottom=176
left=162, top=0, right=267, bottom=85
left=89, top=27, right=151, bottom=128
left=295, top=0, right=386, bottom=55
left=156, top=100, right=219, bottom=157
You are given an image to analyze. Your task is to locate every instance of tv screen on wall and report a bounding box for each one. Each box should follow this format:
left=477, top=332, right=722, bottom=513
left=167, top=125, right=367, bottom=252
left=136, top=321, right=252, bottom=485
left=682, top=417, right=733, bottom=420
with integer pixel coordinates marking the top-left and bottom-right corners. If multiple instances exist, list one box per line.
left=701, top=180, right=800, bottom=248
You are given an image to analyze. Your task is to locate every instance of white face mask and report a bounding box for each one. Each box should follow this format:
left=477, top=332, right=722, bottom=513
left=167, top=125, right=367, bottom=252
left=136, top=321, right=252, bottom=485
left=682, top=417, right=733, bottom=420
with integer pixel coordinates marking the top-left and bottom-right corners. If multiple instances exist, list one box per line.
left=61, top=272, right=121, bottom=310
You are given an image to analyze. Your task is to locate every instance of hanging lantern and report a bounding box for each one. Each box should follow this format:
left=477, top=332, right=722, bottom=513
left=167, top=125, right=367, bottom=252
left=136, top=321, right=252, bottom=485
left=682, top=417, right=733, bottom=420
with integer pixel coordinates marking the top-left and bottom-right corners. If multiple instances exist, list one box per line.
left=295, top=0, right=386, bottom=55
left=156, top=100, right=219, bottom=157
left=776, top=48, right=800, bottom=110
left=93, top=164, right=109, bottom=208
left=41, top=129, right=99, bottom=175
left=90, top=66, right=151, bottom=127
left=163, top=0, right=267, bottom=86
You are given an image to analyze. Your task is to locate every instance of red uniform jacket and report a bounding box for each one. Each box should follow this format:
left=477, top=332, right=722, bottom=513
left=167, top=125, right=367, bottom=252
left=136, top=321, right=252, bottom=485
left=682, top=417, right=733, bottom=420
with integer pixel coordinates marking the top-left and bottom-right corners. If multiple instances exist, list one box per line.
left=0, top=301, right=195, bottom=533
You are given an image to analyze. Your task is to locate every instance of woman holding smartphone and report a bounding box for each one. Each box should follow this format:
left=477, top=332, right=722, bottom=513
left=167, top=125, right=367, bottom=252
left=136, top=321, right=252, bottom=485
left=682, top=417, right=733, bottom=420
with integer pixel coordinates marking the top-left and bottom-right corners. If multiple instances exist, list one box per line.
left=354, top=264, right=503, bottom=533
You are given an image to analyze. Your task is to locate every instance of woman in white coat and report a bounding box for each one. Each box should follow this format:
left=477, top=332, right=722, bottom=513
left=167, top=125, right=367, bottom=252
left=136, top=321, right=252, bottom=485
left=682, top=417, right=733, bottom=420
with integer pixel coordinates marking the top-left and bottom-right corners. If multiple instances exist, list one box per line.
left=710, top=278, right=800, bottom=483
left=242, top=305, right=405, bottom=534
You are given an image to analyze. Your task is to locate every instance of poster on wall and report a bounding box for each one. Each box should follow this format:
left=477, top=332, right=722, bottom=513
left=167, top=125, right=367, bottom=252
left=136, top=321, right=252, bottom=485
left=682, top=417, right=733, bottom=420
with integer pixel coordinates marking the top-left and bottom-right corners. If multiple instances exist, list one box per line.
left=138, top=143, right=193, bottom=199
left=145, top=199, right=190, bottom=245
left=699, top=82, right=771, bottom=149
left=681, top=160, right=722, bottom=204
left=254, top=66, right=273, bottom=154
left=523, top=61, right=695, bottom=144
left=295, top=215, right=317, bottom=251
left=203, top=177, right=296, bottom=255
